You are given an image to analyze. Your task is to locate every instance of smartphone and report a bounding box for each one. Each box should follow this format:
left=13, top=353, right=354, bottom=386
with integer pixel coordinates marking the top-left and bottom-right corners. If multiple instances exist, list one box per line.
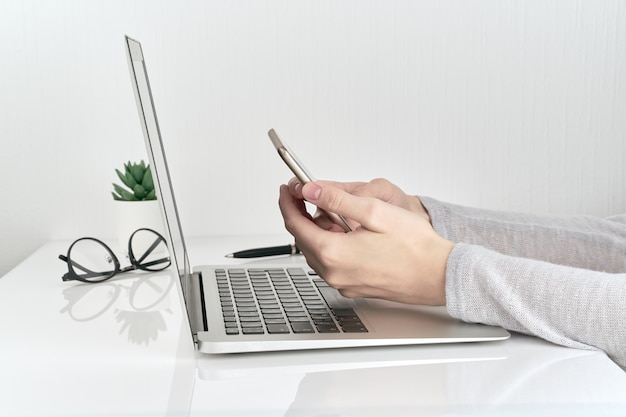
left=268, top=128, right=352, bottom=232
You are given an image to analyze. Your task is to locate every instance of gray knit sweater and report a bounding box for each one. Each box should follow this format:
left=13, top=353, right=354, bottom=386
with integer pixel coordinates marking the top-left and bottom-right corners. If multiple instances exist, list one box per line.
left=420, top=197, right=626, bottom=369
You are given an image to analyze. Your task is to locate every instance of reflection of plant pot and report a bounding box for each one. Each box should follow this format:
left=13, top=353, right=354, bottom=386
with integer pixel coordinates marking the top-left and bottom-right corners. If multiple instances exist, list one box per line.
left=114, top=200, right=165, bottom=260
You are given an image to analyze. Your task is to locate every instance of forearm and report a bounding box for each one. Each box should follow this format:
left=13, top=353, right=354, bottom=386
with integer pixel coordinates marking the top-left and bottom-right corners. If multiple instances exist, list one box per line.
left=446, top=243, right=626, bottom=369
left=420, top=196, right=626, bottom=273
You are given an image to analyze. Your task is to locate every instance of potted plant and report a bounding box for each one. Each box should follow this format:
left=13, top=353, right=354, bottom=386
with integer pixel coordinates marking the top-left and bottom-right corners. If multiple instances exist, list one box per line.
left=112, top=160, right=156, bottom=202
left=112, top=161, right=165, bottom=258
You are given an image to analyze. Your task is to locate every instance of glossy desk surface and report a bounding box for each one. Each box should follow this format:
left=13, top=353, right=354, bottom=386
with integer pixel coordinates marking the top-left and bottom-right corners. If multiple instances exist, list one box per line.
left=1, top=235, right=625, bottom=416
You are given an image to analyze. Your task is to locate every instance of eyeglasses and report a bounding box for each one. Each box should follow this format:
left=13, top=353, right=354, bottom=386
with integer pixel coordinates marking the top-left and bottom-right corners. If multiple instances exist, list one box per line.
left=59, top=228, right=171, bottom=283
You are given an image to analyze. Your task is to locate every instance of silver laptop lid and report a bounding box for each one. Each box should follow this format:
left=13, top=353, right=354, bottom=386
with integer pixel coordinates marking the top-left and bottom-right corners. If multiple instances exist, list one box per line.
left=124, top=35, right=202, bottom=332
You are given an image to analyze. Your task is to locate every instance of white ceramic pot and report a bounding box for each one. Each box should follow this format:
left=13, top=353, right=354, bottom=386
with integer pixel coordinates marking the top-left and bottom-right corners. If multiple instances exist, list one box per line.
left=113, top=200, right=165, bottom=260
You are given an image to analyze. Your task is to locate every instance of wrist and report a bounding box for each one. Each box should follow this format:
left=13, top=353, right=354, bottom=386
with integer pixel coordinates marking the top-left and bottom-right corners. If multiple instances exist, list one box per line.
left=410, top=196, right=432, bottom=224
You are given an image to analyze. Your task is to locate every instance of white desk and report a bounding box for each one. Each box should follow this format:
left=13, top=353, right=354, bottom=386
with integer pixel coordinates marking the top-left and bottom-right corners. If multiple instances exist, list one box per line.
left=1, top=235, right=625, bottom=416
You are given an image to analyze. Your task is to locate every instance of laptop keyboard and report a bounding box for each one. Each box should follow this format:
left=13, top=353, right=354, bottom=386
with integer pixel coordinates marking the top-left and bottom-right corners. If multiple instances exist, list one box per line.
left=216, top=268, right=368, bottom=336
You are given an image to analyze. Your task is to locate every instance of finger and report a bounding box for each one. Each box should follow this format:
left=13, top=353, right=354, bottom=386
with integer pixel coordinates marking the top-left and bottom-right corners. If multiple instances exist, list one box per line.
left=289, top=178, right=367, bottom=200
left=287, top=177, right=303, bottom=198
left=279, top=184, right=312, bottom=222
left=282, top=182, right=351, bottom=233
left=301, top=182, right=408, bottom=233
left=278, top=185, right=334, bottom=249
left=310, top=179, right=404, bottom=208
left=347, top=178, right=412, bottom=210
left=310, top=179, right=368, bottom=195
left=312, top=208, right=352, bottom=232
left=349, top=178, right=394, bottom=200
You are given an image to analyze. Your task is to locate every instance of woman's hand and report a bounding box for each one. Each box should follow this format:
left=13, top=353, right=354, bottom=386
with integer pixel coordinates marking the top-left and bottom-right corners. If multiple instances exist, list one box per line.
left=286, top=177, right=431, bottom=231
left=278, top=180, right=454, bottom=306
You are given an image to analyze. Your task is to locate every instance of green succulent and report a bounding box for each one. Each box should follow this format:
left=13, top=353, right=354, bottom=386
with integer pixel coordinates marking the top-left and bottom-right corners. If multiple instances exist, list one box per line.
left=112, top=160, right=156, bottom=201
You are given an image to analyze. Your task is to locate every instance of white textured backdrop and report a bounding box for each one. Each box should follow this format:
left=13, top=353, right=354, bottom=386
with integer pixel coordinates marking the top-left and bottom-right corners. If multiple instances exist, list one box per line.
left=1, top=0, right=625, bottom=277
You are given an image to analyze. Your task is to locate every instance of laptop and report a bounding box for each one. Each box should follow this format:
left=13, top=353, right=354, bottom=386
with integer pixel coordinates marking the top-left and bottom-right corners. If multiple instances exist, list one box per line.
left=123, top=35, right=510, bottom=354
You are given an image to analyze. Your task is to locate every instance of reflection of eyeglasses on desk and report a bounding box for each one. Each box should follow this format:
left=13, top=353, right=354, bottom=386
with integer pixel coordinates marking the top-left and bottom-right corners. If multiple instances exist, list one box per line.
left=58, top=228, right=171, bottom=283
left=60, top=272, right=176, bottom=322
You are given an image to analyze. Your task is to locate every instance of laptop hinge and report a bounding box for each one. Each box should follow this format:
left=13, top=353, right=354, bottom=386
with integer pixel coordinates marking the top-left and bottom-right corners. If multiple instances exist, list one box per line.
left=184, top=271, right=207, bottom=339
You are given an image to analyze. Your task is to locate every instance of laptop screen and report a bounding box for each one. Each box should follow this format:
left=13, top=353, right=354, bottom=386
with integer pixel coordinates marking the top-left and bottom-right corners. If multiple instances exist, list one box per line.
left=124, top=36, right=193, bottom=303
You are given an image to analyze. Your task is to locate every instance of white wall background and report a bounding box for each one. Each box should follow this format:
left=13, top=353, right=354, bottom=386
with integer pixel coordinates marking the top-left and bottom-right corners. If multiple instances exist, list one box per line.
left=1, top=0, right=625, bottom=278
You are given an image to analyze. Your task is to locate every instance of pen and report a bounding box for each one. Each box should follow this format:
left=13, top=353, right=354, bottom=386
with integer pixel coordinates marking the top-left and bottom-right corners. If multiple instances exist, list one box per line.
left=225, top=244, right=301, bottom=258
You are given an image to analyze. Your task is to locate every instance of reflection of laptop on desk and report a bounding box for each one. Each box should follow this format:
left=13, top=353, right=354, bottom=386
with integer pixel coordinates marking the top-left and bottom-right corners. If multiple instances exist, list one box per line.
left=124, top=35, right=510, bottom=354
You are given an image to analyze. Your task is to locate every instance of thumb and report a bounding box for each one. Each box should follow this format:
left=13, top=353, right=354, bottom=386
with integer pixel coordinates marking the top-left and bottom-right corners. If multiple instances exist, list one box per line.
left=302, top=182, right=392, bottom=233
left=301, top=182, right=323, bottom=202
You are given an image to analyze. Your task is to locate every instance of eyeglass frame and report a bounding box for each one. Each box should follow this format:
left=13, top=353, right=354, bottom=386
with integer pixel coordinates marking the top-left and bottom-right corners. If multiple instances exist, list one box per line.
left=59, top=228, right=171, bottom=284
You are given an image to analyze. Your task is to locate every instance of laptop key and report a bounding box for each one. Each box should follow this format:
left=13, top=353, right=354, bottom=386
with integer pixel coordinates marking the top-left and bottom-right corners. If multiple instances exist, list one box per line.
left=290, top=321, right=315, bottom=333
left=287, top=313, right=311, bottom=323
left=242, top=327, right=265, bottom=335
left=238, top=311, right=260, bottom=317
left=266, top=324, right=290, bottom=334
left=316, top=323, right=340, bottom=333
left=262, top=313, right=285, bottom=319
left=341, top=324, right=368, bottom=333
left=264, top=318, right=287, bottom=324
left=237, top=306, right=258, bottom=312
left=332, top=307, right=358, bottom=317
left=241, top=321, right=261, bottom=328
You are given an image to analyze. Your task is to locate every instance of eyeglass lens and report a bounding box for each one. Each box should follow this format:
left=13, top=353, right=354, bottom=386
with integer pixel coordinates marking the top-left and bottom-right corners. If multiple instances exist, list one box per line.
left=129, top=229, right=171, bottom=272
left=68, top=238, right=118, bottom=283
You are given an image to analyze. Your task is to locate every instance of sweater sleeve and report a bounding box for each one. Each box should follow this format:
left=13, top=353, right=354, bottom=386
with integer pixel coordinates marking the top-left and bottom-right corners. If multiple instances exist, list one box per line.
left=420, top=197, right=626, bottom=369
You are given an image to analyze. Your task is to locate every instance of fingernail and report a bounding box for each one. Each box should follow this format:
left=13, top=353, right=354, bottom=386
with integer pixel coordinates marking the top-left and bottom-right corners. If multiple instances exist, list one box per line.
left=302, top=183, right=321, bottom=201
